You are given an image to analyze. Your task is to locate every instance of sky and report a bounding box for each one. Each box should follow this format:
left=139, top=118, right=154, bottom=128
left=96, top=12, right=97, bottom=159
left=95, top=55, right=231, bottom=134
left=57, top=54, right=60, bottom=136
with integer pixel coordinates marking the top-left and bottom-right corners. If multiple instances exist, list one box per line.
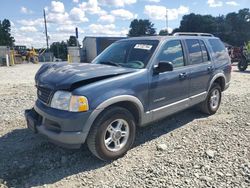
left=0, top=0, right=249, bottom=48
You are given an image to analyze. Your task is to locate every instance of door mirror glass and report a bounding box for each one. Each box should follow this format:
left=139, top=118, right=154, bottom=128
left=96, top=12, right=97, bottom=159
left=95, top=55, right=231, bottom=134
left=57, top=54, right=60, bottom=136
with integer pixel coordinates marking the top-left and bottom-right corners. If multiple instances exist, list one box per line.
left=154, top=61, right=173, bottom=74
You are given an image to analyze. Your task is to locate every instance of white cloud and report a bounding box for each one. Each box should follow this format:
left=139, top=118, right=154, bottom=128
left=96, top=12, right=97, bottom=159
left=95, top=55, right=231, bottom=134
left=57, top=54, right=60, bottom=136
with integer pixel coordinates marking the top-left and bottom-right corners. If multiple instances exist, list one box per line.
left=144, top=5, right=189, bottom=20
left=89, top=24, right=115, bottom=34
left=46, top=1, right=72, bottom=25
left=79, top=0, right=106, bottom=15
left=226, top=1, right=239, bottom=6
left=17, top=18, right=44, bottom=27
left=73, top=0, right=79, bottom=3
left=51, top=1, right=65, bottom=13
left=88, top=24, right=127, bottom=36
left=19, top=26, right=38, bottom=32
left=47, top=12, right=71, bottom=24
left=98, top=14, right=115, bottom=23
left=56, top=25, right=84, bottom=34
left=70, top=7, right=89, bottom=22
left=111, top=9, right=135, bottom=20
left=20, top=6, right=33, bottom=14
left=207, top=0, right=223, bottom=7
left=99, top=0, right=137, bottom=7
left=145, top=0, right=160, bottom=2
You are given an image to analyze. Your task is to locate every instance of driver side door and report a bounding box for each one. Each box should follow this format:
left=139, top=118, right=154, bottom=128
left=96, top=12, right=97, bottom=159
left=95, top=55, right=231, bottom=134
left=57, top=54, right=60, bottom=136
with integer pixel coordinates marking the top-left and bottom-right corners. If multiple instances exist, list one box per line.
left=149, top=40, right=191, bottom=121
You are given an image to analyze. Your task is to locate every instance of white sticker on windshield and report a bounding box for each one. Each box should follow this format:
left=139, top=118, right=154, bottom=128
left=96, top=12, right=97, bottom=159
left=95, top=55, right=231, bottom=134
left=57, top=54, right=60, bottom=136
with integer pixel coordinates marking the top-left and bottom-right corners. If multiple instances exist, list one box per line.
left=134, top=44, right=152, bottom=50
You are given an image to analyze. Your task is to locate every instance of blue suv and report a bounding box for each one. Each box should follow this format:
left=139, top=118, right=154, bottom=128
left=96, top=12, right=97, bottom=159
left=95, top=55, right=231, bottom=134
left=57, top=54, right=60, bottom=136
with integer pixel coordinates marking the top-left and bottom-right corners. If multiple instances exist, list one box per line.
left=25, top=33, right=231, bottom=160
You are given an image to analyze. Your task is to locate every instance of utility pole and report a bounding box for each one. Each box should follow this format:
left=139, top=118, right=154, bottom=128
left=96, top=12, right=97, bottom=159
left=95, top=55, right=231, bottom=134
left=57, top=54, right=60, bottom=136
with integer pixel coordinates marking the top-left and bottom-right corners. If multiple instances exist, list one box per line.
left=43, top=9, right=49, bottom=50
left=165, top=8, right=168, bottom=32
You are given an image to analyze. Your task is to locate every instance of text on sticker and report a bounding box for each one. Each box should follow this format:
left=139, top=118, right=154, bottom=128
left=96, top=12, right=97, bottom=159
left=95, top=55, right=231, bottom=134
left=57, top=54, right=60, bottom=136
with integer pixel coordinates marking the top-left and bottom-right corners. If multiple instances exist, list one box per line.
left=134, top=44, right=153, bottom=50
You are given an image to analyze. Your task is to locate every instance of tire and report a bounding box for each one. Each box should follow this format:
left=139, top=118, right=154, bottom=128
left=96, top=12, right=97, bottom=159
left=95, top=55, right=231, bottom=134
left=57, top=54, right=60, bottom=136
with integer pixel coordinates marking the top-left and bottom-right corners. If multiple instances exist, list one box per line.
left=87, top=106, right=136, bottom=161
left=200, top=83, right=222, bottom=115
left=238, top=58, right=248, bottom=71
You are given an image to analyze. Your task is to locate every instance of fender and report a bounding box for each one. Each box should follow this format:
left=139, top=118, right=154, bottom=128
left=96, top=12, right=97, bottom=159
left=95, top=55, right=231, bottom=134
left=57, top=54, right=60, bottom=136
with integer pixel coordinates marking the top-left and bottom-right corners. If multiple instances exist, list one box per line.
left=82, top=95, right=144, bottom=135
left=207, top=73, right=226, bottom=92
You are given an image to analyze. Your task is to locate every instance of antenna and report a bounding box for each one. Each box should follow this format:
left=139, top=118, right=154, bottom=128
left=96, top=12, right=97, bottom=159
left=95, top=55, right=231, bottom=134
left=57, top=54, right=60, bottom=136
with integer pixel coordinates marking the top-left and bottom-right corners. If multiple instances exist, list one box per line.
left=43, top=9, right=49, bottom=50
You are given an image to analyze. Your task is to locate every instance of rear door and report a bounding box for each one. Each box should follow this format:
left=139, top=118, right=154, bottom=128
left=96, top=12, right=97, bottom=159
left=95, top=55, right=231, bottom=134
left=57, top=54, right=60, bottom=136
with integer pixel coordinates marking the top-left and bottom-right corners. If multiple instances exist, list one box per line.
left=185, top=39, right=213, bottom=102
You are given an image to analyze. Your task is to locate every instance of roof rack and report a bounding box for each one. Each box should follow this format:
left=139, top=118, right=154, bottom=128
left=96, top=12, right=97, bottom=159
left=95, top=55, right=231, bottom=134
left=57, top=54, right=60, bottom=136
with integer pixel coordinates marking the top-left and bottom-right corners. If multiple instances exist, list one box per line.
left=173, top=32, right=214, bottom=37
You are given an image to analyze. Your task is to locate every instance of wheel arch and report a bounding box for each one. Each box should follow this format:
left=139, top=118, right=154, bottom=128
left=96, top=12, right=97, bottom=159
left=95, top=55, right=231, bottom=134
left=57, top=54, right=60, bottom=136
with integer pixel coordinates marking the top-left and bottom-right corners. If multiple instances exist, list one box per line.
left=82, top=95, right=144, bottom=136
left=208, top=73, right=226, bottom=91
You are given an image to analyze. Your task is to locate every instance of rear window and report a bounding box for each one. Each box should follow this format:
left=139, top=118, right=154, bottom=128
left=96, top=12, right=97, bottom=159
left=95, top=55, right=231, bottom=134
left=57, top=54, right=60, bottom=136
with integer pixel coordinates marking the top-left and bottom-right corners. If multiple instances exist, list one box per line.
left=186, top=39, right=203, bottom=65
left=208, top=39, right=228, bottom=61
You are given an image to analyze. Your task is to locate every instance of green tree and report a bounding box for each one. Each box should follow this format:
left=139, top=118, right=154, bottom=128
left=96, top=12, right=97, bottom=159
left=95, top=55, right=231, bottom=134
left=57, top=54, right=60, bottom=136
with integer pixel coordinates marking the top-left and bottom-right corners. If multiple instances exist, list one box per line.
left=50, top=41, right=68, bottom=60
left=0, top=19, right=15, bottom=46
left=67, top=35, right=79, bottom=46
left=159, top=29, right=169, bottom=36
left=128, top=19, right=156, bottom=37
left=174, top=9, right=250, bottom=46
left=178, top=13, right=217, bottom=33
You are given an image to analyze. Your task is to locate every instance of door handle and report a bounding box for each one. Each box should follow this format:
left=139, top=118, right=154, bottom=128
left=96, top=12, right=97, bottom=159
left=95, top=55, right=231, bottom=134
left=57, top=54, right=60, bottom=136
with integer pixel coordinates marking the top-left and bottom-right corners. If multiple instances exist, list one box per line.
left=179, top=72, right=187, bottom=79
left=207, top=66, right=213, bottom=72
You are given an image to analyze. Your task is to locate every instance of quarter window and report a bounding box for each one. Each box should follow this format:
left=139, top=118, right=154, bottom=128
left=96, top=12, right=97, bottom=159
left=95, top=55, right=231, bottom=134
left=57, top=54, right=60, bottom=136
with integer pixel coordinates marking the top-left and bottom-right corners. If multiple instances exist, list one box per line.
left=200, top=40, right=209, bottom=62
left=158, top=40, right=185, bottom=68
left=186, top=39, right=203, bottom=65
left=208, top=39, right=228, bottom=62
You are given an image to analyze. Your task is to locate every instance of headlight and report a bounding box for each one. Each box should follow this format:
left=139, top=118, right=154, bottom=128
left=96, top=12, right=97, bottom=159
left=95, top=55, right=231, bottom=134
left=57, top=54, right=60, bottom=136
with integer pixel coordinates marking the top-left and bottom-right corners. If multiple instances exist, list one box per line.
left=51, top=91, right=89, bottom=112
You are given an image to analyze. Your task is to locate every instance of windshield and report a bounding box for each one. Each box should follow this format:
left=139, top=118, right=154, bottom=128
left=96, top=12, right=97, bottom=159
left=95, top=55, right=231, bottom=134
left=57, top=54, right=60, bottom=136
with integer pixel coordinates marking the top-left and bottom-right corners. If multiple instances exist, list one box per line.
left=92, top=40, right=159, bottom=69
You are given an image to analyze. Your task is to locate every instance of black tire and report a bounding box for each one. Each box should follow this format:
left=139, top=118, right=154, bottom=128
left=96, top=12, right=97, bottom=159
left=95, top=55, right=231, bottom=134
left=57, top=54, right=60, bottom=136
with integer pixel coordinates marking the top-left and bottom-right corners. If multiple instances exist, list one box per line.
left=200, top=83, right=222, bottom=115
left=87, top=106, right=136, bottom=161
left=238, top=58, right=248, bottom=71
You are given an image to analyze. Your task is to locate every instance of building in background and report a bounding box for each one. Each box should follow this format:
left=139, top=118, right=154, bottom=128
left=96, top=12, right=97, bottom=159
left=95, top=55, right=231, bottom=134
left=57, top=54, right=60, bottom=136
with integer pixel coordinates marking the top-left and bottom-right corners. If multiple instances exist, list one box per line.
left=81, top=36, right=126, bottom=63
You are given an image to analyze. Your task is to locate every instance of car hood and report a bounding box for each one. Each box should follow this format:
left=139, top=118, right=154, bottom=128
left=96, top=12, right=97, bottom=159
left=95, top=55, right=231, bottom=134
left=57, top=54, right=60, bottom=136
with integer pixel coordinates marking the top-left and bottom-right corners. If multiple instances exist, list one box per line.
left=35, top=63, right=137, bottom=90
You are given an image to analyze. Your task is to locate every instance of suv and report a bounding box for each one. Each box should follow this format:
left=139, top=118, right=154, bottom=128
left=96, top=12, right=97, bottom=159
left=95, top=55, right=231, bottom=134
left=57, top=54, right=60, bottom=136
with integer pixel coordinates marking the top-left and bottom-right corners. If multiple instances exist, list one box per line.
left=25, top=33, right=231, bottom=161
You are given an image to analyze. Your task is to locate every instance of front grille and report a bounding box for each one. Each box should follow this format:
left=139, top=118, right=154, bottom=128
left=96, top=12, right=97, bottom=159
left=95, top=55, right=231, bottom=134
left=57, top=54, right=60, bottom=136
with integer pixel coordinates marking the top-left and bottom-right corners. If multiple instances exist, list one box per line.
left=37, top=86, right=53, bottom=104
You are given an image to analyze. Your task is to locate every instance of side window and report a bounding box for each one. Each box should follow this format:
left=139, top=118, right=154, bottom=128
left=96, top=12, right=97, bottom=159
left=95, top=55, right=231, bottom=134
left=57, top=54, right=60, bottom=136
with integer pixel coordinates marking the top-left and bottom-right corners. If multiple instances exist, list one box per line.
left=208, top=39, right=228, bottom=61
left=186, top=39, right=203, bottom=65
left=158, top=40, right=185, bottom=68
left=200, top=40, right=209, bottom=62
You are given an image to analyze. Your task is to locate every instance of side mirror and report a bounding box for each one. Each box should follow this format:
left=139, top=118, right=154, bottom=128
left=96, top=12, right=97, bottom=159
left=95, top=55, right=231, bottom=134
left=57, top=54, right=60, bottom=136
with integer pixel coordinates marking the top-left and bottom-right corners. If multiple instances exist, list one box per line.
left=154, top=61, right=173, bottom=74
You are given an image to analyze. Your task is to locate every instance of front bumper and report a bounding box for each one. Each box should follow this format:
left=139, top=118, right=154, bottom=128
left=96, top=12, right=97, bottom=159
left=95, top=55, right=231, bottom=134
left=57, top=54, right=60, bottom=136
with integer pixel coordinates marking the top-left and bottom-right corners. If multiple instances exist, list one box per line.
left=25, top=100, right=92, bottom=148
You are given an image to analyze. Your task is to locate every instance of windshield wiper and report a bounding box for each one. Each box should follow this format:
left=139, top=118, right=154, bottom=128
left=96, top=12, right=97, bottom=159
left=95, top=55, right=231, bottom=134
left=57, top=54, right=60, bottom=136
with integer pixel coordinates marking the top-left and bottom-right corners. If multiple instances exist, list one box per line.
left=99, top=61, right=122, bottom=67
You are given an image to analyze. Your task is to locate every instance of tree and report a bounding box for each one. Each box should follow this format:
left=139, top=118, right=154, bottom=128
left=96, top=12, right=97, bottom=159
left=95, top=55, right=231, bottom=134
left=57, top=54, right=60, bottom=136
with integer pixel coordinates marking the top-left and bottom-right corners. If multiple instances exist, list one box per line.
left=50, top=41, right=68, bottom=60
left=128, top=19, right=156, bottom=37
left=0, top=19, right=15, bottom=46
left=178, top=13, right=217, bottom=33
left=67, top=35, right=79, bottom=46
left=174, top=9, right=250, bottom=46
left=159, top=29, right=169, bottom=36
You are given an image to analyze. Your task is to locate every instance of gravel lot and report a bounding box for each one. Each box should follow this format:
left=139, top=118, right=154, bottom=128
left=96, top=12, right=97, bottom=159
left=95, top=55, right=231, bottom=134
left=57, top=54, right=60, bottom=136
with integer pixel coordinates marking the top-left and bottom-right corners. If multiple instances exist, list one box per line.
left=0, top=63, right=249, bottom=188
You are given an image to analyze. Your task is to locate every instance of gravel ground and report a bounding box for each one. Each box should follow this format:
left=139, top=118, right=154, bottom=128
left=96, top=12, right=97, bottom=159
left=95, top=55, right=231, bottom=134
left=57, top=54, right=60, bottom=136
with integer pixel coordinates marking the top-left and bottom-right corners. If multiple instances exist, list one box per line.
left=0, top=64, right=249, bottom=188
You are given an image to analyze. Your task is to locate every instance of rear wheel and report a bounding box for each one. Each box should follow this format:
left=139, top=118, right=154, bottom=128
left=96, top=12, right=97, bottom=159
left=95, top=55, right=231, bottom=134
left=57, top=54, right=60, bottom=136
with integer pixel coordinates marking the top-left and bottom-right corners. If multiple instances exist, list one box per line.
left=238, top=58, right=248, bottom=71
left=200, top=83, right=221, bottom=115
left=87, top=107, right=136, bottom=161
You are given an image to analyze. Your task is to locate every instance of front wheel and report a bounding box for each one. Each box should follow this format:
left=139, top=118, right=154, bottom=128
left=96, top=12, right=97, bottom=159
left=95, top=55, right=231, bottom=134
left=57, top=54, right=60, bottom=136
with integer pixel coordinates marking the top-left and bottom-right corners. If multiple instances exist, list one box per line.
left=238, top=58, right=248, bottom=71
left=87, top=107, right=136, bottom=161
left=200, top=83, right=222, bottom=115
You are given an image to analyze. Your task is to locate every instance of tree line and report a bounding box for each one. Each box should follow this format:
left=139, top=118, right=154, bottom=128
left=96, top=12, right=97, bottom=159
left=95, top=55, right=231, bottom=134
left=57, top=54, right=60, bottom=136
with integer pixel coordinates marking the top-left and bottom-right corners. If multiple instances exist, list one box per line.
left=129, top=8, right=250, bottom=46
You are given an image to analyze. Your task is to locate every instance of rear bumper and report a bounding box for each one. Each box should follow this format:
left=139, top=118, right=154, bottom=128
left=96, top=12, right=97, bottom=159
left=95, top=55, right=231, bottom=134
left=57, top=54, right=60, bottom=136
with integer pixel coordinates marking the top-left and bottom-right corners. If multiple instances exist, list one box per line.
left=25, top=100, right=92, bottom=148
